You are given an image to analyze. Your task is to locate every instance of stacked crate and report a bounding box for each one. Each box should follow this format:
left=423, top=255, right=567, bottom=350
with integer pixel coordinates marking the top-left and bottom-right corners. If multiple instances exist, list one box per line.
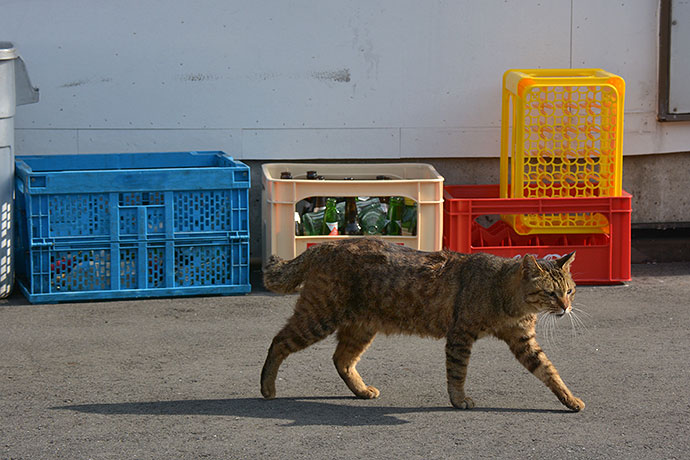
left=14, top=151, right=250, bottom=303
left=444, top=69, right=631, bottom=284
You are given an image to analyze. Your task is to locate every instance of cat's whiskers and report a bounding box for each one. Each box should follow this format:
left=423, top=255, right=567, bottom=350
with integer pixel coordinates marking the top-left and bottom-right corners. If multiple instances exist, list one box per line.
left=551, top=313, right=561, bottom=349
left=570, top=305, right=590, bottom=330
left=537, top=310, right=558, bottom=350
left=572, top=305, right=592, bottom=317
left=567, top=310, right=577, bottom=339
left=537, top=306, right=589, bottom=347
left=569, top=308, right=589, bottom=333
left=551, top=308, right=589, bottom=342
left=536, top=311, right=547, bottom=340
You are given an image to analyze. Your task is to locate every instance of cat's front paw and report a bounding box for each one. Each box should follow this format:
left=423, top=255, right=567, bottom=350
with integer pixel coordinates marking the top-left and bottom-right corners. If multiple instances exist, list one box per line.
left=565, top=397, right=585, bottom=412
left=450, top=395, right=475, bottom=410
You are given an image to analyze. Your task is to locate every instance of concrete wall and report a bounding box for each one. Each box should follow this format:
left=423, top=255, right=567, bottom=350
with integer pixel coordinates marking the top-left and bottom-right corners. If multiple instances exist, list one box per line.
left=623, top=152, right=690, bottom=227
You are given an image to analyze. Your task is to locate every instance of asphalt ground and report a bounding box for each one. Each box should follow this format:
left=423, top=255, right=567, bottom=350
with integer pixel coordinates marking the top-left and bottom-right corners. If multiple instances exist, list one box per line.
left=1, top=262, right=689, bottom=459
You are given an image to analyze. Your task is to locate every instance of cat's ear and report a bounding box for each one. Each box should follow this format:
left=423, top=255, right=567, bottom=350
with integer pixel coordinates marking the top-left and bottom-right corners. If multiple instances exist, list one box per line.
left=521, top=254, right=544, bottom=279
left=556, top=251, right=576, bottom=272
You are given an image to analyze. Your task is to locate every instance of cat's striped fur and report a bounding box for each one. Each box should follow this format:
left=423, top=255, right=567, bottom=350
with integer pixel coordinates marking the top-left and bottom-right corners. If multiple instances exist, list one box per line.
left=261, top=237, right=584, bottom=411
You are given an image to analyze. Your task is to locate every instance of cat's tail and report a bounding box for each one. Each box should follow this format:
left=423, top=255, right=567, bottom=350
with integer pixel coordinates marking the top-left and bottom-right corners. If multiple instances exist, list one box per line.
left=263, top=253, right=310, bottom=294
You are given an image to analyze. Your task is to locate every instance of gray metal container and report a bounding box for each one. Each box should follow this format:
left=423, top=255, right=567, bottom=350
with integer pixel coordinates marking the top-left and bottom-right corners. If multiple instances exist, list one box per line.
left=0, top=42, right=38, bottom=298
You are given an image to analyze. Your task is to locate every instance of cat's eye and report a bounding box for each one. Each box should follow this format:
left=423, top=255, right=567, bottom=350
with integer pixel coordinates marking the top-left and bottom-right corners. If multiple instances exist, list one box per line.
left=548, top=292, right=558, bottom=298
left=567, top=288, right=574, bottom=295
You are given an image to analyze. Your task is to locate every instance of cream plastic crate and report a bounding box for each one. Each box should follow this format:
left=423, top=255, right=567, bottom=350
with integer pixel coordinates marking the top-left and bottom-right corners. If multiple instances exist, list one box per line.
left=262, top=163, right=444, bottom=265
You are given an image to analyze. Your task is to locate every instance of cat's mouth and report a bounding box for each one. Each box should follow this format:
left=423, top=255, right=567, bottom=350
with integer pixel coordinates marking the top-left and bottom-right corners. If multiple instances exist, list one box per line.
left=555, top=306, right=571, bottom=317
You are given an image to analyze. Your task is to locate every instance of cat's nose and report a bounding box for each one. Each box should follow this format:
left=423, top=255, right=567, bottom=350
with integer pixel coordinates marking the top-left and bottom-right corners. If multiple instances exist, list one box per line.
left=558, top=298, right=571, bottom=315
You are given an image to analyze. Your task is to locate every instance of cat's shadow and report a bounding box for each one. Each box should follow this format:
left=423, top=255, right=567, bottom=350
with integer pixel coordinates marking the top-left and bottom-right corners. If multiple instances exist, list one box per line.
left=52, top=396, right=570, bottom=426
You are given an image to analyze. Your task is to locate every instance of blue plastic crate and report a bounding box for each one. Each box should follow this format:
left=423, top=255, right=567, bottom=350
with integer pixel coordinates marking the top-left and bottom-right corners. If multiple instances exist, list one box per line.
left=16, top=237, right=251, bottom=303
left=15, top=151, right=250, bottom=244
left=14, top=151, right=251, bottom=302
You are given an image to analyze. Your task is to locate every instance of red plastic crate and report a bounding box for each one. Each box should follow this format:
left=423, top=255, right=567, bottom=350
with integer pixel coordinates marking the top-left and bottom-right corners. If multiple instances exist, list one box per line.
left=443, top=184, right=631, bottom=285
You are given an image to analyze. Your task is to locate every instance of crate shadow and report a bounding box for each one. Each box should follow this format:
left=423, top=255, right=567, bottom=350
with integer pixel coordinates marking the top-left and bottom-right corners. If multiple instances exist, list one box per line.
left=0, top=285, right=30, bottom=306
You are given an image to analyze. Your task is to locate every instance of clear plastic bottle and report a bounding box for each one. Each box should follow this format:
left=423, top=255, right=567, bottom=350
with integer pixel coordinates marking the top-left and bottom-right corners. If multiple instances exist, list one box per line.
left=359, top=201, right=387, bottom=235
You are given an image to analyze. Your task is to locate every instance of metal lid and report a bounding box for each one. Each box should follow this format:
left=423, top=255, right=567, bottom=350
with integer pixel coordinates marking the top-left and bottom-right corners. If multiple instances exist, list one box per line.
left=0, top=41, right=18, bottom=60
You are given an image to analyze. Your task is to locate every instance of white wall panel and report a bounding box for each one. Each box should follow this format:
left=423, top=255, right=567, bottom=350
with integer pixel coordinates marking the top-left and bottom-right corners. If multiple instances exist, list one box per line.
left=15, top=128, right=241, bottom=155
left=2, top=0, right=685, bottom=159
left=242, top=128, right=399, bottom=159
left=14, top=129, right=78, bottom=155
left=572, top=0, right=659, bottom=114
left=400, top=127, right=501, bottom=158
left=77, top=129, right=243, bottom=155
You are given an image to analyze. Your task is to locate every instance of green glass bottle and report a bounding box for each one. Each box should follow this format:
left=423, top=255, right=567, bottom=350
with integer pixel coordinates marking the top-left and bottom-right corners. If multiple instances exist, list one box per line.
left=321, top=198, right=339, bottom=235
left=401, top=198, right=417, bottom=236
left=386, top=196, right=404, bottom=235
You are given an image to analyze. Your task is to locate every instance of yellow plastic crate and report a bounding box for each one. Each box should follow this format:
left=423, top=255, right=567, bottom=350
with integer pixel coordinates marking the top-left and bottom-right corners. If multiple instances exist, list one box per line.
left=262, top=163, right=444, bottom=265
left=499, top=69, right=625, bottom=234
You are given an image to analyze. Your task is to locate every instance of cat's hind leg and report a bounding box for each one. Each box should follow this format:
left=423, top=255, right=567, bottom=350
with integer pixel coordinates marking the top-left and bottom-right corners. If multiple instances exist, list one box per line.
left=260, top=297, right=338, bottom=399
left=333, top=325, right=379, bottom=399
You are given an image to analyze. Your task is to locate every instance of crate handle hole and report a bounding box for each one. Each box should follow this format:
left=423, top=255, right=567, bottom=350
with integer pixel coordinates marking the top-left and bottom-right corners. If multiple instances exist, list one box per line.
left=30, top=176, right=47, bottom=188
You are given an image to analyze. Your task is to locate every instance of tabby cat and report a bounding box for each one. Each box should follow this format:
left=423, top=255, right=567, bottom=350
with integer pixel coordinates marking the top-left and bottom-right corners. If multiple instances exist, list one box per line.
left=261, top=237, right=584, bottom=411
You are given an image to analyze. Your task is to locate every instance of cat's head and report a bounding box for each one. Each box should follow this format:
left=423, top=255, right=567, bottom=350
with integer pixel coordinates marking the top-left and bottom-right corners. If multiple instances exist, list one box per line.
left=519, top=252, right=576, bottom=316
